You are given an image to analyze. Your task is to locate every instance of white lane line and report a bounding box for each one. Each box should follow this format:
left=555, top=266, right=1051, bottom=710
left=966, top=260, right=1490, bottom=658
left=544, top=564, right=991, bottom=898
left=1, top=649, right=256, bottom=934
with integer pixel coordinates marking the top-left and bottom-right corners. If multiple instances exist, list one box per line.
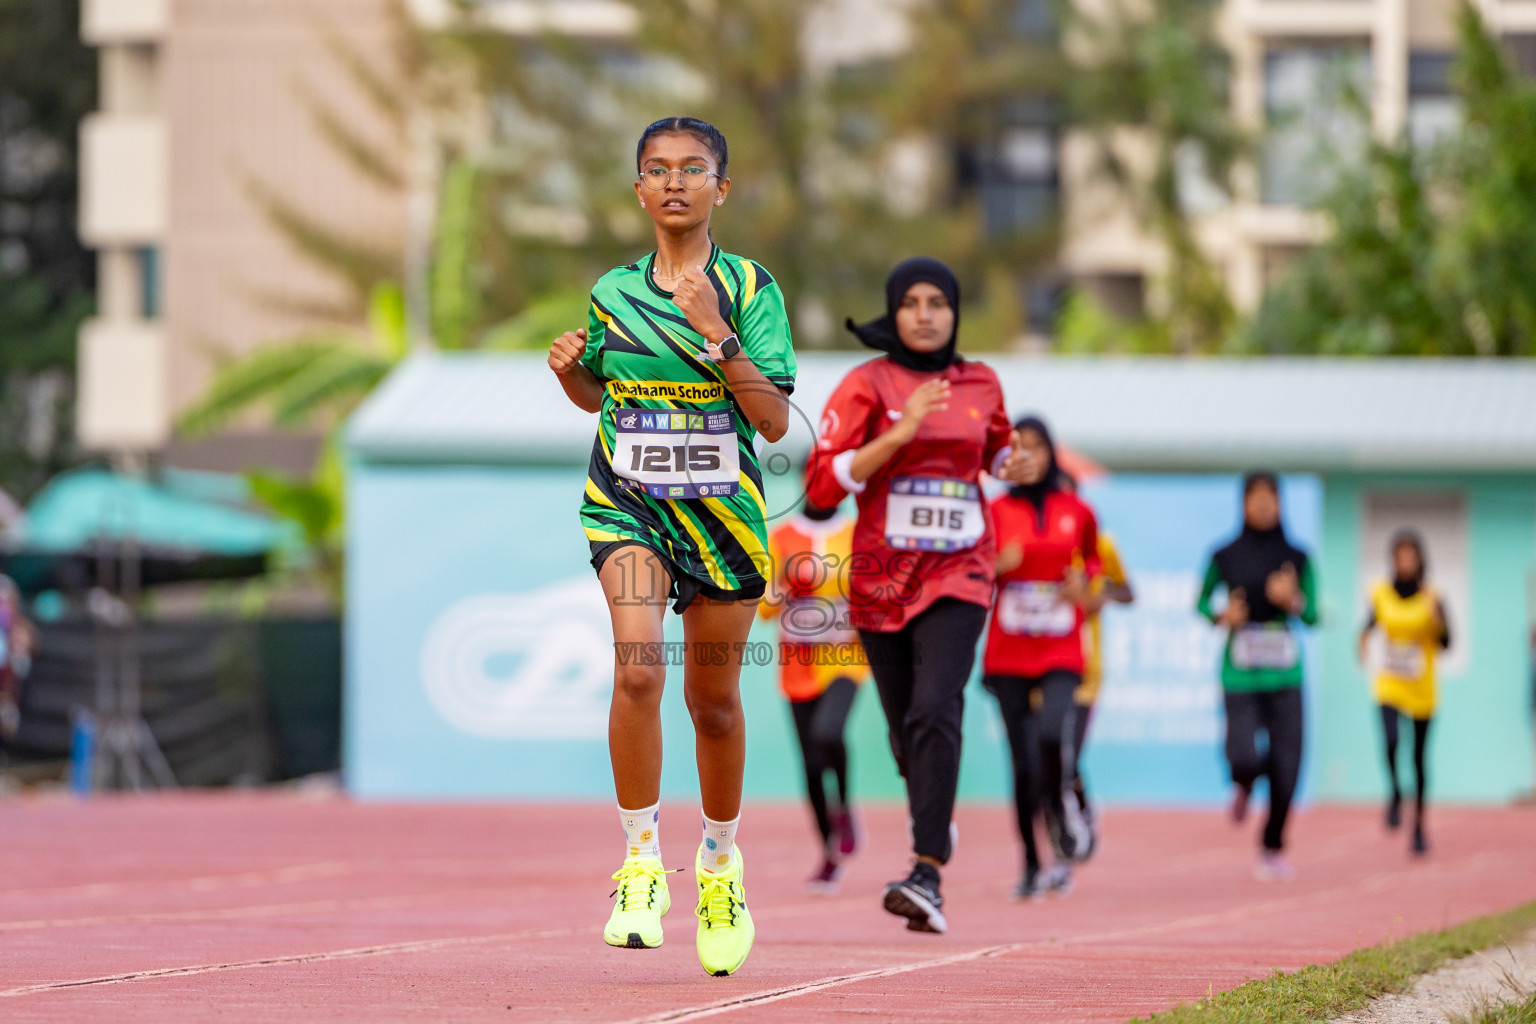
left=0, top=862, right=359, bottom=902
left=0, top=889, right=523, bottom=932
left=0, top=926, right=580, bottom=998
left=611, top=944, right=1024, bottom=1024
left=609, top=849, right=1531, bottom=1023
left=4, top=847, right=1527, bottom=1013
left=0, top=892, right=871, bottom=997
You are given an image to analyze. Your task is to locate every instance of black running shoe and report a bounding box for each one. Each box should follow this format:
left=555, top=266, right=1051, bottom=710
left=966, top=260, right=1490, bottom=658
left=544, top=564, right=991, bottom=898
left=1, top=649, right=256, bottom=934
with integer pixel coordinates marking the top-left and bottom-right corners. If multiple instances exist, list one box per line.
left=1386, top=792, right=1402, bottom=830
left=1411, top=822, right=1428, bottom=856
left=1043, top=863, right=1075, bottom=896
left=1045, top=805, right=1079, bottom=862
left=1230, top=783, right=1251, bottom=824
left=1012, top=866, right=1043, bottom=901
left=882, top=862, right=946, bottom=934
left=1066, top=796, right=1096, bottom=863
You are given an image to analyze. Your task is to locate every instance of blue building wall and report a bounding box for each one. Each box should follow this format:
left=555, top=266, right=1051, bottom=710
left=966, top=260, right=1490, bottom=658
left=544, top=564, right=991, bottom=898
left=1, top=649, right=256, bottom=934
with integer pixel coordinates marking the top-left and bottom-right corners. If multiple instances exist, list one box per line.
left=1313, top=474, right=1536, bottom=803
left=345, top=460, right=1388, bottom=806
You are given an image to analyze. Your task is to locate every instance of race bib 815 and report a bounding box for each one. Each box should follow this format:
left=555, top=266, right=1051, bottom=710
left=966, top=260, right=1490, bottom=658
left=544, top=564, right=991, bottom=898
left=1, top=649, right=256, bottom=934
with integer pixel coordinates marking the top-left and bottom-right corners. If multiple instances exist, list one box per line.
left=884, top=476, right=984, bottom=551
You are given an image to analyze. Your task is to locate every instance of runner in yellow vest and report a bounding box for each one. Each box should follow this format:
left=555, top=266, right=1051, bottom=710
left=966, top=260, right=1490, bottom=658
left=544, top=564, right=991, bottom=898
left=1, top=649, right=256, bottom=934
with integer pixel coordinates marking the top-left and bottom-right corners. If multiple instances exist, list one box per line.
left=1071, top=530, right=1133, bottom=860
left=1357, top=530, right=1450, bottom=856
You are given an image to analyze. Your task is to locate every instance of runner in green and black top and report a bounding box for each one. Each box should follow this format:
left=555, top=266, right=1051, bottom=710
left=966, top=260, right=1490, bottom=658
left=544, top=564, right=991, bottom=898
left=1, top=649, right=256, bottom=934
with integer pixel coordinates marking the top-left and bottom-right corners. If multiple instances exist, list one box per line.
left=1196, top=471, right=1318, bottom=882
left=548, top=117, right=794, bottom=978
left=579, top=246, right=794, bottom=594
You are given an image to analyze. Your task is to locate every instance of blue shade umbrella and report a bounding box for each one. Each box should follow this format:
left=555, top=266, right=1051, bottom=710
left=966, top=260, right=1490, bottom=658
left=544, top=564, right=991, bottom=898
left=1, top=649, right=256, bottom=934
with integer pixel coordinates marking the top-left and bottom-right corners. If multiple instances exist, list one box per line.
left=1, top=468, right=299, bottom=594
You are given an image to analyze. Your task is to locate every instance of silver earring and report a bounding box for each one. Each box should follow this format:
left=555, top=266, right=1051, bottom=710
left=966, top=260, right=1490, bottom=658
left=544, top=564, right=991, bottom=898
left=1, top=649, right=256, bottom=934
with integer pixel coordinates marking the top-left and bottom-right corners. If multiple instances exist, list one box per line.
left=715, top=199, right=723, bottom=206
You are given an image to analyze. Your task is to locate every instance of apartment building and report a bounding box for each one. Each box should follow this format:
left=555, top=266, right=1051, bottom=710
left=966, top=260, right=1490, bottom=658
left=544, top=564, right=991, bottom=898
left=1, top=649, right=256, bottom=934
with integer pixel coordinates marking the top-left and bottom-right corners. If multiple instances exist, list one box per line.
left=75, top=0, right=405, bottom=467
left=412, top=0, right=1536, bottom=326
left=1065, top=0, right=1536, bottom=317
left=73, top=0, right=1536, bottom=454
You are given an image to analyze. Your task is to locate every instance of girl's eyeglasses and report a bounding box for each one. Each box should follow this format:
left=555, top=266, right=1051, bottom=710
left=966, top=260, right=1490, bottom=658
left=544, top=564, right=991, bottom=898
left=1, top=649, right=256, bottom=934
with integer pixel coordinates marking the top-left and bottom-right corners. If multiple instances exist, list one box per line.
left=640, top=165, right=720, bottom=190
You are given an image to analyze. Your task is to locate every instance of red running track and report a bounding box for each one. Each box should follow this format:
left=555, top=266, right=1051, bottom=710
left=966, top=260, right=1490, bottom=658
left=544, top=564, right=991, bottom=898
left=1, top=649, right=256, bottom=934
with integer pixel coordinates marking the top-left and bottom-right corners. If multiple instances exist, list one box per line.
left=1, top=794, right=1533, bottom=1023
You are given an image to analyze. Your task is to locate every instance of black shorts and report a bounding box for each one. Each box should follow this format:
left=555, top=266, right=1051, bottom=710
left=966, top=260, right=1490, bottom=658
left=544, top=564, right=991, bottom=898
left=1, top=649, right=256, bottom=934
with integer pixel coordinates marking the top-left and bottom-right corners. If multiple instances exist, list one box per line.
left=589, top=540, right=766, bottom=614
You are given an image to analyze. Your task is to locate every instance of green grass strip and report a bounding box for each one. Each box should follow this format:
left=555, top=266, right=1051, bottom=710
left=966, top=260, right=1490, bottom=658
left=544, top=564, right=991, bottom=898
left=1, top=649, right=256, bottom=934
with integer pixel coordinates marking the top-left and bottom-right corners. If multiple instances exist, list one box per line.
left=1128, top=899, right=1536, bottom=1024
left=1453, top=988, right=1536, bottom=1024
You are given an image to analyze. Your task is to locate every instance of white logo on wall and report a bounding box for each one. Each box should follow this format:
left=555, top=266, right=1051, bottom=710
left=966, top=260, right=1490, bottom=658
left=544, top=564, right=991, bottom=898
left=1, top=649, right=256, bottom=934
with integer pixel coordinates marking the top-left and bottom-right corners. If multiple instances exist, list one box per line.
left=420, top=577, right=612, bottom=739
left=1091, top=570, right=1228, bottom=745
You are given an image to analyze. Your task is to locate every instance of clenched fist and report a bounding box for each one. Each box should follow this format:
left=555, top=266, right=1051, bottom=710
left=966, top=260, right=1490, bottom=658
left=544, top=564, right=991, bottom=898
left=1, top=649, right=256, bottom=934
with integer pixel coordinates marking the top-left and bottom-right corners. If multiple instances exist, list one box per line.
left=549, top=329, right=587, bottom=376
left=1221, top=587, right=1250, bottom=628
left=672, top=266, right=731, bottom=348
left=892, top=378, right=950, bottom=442
left=1265, top=563, right=1299, bottom=611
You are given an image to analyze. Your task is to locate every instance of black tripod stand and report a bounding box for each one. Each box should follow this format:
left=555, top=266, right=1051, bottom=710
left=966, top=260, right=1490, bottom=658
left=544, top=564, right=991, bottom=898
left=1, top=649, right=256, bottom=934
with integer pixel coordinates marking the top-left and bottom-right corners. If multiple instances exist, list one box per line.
left=87, top=533, right=175, bottom=790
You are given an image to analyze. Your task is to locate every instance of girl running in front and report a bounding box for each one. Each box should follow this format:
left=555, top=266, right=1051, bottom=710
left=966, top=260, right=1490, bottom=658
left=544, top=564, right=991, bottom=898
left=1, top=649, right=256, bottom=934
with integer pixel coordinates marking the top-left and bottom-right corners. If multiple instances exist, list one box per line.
left=982, top=417, right=1101, bottom=899
left=547, top=117, right=795, bottom=977
left=1196, top=471, right=1318, bottom=882
left=1358, top=530, right=1449, bottom=856
left=759, top=495, right=869, bottom=892
left=807, top=257, right=1019, bottom=934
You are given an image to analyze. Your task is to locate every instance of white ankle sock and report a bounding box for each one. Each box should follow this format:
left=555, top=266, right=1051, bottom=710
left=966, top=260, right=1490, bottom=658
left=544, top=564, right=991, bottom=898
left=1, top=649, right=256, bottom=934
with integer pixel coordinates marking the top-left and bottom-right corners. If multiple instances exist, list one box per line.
left=619, top=803, right=661, bottom=861
left=701, top=813, right=739, bottom=874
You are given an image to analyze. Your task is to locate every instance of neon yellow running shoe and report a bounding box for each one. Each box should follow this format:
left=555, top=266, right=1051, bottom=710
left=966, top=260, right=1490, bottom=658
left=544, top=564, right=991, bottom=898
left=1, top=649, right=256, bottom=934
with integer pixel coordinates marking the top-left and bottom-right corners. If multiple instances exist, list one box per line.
left=603, top=857, right=671, bottom=949
left=695, top=844, right=754, bottom=976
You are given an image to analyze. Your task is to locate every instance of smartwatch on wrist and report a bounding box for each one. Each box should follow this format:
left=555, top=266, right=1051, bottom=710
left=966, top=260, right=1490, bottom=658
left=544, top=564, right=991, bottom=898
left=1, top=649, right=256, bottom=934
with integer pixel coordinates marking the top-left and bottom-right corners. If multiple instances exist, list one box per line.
left=716, top=333, right=741, bottom=360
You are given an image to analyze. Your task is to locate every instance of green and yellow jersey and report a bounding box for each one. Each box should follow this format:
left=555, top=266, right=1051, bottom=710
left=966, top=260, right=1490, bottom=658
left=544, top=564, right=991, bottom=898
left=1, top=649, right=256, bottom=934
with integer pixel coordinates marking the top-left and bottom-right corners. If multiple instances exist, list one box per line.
left=579, top=245, right=796, bottom=593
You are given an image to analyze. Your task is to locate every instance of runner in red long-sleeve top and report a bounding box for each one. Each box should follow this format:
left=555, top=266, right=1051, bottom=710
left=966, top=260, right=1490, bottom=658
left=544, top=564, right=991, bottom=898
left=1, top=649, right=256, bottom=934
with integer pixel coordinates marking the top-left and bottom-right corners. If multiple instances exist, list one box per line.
left=805, top=257, right=1020, bottom=936
left=807, top=359, right=1013, bottom=632
left=981, top=415, right=1103, bottom=900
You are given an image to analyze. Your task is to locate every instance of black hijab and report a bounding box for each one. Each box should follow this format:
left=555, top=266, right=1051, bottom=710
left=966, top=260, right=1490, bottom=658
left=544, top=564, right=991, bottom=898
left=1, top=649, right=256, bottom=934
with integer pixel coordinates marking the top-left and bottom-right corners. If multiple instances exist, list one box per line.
left=1212, top=472, right=1309, bottom=624
left=846, top=257, right=961, bottom=372
left=1007, top=415, right=1064, bottom=529
left=1391, top=529, right=1426, bottom=598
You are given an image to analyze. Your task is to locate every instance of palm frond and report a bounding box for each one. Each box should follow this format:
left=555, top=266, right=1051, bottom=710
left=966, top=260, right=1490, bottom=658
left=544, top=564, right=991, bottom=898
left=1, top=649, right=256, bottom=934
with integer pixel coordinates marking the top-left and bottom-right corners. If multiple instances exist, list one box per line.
left=247, top=469, right=341, bottom=546
left=479, top=289, right=590, bottom=350
left=368, top=281, right=410, bottom=360
left=269, top=347, right=395, bottom=428
left=176, top=337, right=353, bottom=437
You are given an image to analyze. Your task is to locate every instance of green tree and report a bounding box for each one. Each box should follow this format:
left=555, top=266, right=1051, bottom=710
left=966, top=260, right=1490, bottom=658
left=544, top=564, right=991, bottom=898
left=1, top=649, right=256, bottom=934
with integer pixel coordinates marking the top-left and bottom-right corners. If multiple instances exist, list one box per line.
left=430, top=8, right=645, bottom=336
left=0, top=0, right=95, bottom=500
left=1063, top=0, right=1245, bottom=353
left=1246, top=2, right=1536, bottom=356
left=176, top=281, right=407, bottom=605
left=855, top=0, right=1065, bottom=344
left=1441, top=1, right=1536, bottom=355
left=1244, top=136, right=1453, bottom=355
left=439, top=0, right=1066, bottom=348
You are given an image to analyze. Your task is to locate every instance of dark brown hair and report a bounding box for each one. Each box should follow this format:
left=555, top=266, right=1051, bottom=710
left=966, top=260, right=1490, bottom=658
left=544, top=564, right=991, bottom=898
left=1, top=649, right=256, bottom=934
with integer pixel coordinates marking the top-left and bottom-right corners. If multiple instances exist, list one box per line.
left=636, top=117, right=729, bottom=177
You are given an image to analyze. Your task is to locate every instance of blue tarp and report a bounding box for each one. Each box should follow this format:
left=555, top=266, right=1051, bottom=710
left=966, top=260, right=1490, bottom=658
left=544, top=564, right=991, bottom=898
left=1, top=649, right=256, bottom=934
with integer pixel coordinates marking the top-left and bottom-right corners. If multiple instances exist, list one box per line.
left=15, top=467, right=295, bottom=555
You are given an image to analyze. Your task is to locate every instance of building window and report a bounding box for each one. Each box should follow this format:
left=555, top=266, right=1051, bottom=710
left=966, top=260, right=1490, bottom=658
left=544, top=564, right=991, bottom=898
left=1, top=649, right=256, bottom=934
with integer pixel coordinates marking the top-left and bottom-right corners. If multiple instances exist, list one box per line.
left=1505, top=34, right=1536, bottom=78
left=1408, top=51, right=1459, bottom=152
left=1261, top=43, right=1371, bottom=206
left=957, top=120, right=1059, bottom=238
left=137, top=246, right=159, bottom=319
left=1010, top=0, right=1055, bottom=40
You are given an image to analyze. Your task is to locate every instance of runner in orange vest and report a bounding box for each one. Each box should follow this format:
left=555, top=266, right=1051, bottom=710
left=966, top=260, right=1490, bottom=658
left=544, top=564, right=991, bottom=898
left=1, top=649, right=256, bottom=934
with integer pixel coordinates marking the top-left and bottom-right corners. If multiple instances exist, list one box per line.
left=760, top=503, right=871, bottom=892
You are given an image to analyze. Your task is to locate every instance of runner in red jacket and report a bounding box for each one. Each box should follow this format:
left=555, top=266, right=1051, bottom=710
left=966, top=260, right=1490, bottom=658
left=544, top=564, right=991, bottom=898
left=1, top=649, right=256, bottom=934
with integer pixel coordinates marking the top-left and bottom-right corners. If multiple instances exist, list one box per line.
left=806, top=257, right=1019, bottom=935
left=982, top=415, right=1101, bottom=900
